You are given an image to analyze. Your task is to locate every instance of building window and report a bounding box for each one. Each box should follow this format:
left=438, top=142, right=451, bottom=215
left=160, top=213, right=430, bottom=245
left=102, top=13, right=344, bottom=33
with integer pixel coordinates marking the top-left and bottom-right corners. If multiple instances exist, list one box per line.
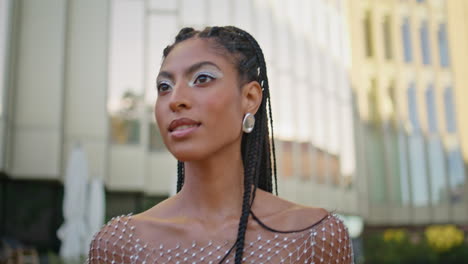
left=407, top=83, right=429, bottom=206
left=315, top=147, right=327, bottom=184
left=407, top=83, right=420, bottom=131
left=383, top=15, right=393, bottom=60
left=427, top=135, right=446, bottom=205
left=108, top=0, right=145, bottom=145
left=401, top=17, right=413, bottom=63
left=443, top=87, right=457, bottom=133
left=397, top=123, right=411, bottom=205
left=420, top=20, right=431, bottom=65
left=447, top=148, right=465, bottom=203
left=383, top=81, right=397, bottom=128
left=425, top=84, right=446, bottom=205
left=368, top=79, right=381, bottom=126
left=425, top=84, right=438, bottom=133
left=329, top=153, right=341, bottom=186
left=365, top=79, right=388, bottom=204
left=438, top=23, right=450, bottom=67
left=110, top=114, right=141, bottom=144
left=300, top=142, right=312, bottom=180
left=149, top=123, right=165, bottom=151
left=363, top=10, right=374, bottom=57
left=366, top=117, right=387, bottom=205
left=281, top=141, right=294, bottom=179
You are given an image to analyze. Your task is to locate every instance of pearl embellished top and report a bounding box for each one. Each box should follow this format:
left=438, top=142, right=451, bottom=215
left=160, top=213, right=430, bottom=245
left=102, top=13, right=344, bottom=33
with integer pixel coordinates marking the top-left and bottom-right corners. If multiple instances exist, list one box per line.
left=86, top=213, right=353, bottom=264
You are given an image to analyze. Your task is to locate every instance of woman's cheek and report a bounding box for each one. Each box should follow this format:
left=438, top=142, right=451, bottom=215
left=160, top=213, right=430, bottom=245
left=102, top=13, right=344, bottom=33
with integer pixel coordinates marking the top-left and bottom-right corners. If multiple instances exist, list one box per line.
left=206, top=97, right=242, bottom=135
left=205, top=87, right=239, bottom=111
left=203, top=96, right=224, bottom=113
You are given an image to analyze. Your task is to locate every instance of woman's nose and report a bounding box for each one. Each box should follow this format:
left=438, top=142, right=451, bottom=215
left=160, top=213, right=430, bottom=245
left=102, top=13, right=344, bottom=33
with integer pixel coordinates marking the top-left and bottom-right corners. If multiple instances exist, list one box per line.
left=169, top=83, right=191, bottom=112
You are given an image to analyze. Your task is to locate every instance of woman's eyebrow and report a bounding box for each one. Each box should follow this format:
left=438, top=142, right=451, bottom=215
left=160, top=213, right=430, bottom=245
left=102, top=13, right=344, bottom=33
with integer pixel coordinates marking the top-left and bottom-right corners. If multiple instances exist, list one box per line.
left=157, top=61, right=221, bottom=81
left=186, top=61, right=221, bottom=75
left=157, top=71, right=173, bottom=81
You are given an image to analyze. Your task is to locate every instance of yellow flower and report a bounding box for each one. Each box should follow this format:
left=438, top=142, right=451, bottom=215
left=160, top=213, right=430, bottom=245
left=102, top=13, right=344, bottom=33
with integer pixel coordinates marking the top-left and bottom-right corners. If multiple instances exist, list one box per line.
left=425, top=225, right=465, bottom=252
left=383, top=229, right=407, bottom=243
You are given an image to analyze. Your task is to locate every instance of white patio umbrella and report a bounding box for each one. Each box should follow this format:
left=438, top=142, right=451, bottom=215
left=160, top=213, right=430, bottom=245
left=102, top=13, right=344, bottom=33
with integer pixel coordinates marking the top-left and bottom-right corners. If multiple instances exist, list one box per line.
left=57, top=145, right=89, bottom=261
left=83, top=178, right=105, bottom=255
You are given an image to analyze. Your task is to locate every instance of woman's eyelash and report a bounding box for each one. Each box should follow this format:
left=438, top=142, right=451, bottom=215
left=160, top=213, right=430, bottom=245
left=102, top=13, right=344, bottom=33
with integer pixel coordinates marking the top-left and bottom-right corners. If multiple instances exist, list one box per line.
left=156, top=72, right=219, bottom=91
left=157, top=81, right=173, bottom=92
left=191, top=72, right=218, bottom=85
left=196, top=72, right=216, bottom=79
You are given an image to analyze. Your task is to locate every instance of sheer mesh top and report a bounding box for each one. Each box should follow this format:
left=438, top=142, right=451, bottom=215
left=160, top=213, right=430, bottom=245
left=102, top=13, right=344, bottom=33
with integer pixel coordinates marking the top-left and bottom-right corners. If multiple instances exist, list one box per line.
left=87, top=213, right=353, bottom=264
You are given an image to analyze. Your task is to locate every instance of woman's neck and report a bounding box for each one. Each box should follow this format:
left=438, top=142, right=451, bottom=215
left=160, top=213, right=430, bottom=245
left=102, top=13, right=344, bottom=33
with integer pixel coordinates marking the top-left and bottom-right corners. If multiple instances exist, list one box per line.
left=176, top=143, right=245, bottom=222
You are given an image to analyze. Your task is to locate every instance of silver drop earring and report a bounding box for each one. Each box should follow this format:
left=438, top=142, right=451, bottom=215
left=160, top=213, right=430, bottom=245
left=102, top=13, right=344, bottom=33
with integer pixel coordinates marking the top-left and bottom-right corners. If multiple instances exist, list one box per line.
left=242, top=113, right=255, bottom=133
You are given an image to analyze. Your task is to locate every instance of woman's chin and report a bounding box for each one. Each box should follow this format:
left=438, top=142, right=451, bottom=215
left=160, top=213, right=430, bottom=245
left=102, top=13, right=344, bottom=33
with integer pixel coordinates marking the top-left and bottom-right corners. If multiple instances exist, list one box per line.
left=166, top=136, right=241, bottom=162
left=168, top=146, right=209, bottom=162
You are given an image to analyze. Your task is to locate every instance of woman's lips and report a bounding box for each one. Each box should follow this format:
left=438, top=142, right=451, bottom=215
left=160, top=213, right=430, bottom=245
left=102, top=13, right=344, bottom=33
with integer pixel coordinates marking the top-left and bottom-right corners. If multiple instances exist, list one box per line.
left=168, top=118, right=201, bottom=138
left=170, top=124, right=200, bottom=138
left=172, top=124, right=198, bottom=131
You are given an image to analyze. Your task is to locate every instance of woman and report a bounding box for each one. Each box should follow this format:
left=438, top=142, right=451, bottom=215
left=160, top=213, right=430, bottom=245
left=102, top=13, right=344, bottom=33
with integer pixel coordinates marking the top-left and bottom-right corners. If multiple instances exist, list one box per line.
left=87, top=26, right=353, bottom=264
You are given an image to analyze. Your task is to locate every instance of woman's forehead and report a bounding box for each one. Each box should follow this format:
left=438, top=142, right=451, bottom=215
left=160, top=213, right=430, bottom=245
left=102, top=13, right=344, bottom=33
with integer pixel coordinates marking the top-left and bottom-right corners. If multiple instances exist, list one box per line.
left=160, top=38, right=234, bottom=72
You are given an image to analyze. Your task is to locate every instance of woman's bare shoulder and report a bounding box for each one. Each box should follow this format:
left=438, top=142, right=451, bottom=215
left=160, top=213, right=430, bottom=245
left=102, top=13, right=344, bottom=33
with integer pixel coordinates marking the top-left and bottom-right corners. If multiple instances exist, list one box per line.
left=131, top=196, right=182, bottom=227
left=251, top=189, right=329, bottom=230
left=252, top=190, right=354, bottom=263
left=87, top=214, right=135, bottom=264
left=87, top=198, right=188, bottom=264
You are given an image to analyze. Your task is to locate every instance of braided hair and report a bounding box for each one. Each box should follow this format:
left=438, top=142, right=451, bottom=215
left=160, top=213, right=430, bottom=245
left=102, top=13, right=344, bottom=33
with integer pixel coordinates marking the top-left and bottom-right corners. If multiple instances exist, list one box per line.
left=162, top=26, right=278, bottom=264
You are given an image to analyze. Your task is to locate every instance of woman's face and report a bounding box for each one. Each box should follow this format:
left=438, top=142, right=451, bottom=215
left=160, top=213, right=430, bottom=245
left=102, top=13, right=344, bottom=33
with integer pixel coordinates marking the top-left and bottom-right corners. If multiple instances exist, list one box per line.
left=155, top=38, right=248, bottom=161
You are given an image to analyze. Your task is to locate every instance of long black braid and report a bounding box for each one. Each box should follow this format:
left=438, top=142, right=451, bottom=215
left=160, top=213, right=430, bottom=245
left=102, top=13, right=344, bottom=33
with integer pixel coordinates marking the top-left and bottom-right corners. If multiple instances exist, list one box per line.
left=176, top=160, right=184, bottom=192
left=164, top=26, right=277, bottom=264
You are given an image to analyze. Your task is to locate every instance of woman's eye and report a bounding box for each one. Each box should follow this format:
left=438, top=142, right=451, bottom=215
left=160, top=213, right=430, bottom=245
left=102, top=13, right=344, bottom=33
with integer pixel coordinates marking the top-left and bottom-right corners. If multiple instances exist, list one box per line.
left=157, top=82, right=172, bottom=92
left=194, top=74, right=215, bottom=85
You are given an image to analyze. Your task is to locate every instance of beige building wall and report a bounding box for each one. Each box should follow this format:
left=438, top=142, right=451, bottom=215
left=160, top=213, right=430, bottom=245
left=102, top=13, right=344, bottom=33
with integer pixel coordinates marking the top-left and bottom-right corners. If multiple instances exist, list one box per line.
left=446, top=0, right=468, bottom=221
left=8, top=0, right=68, bottom=179
left=5, top=0, right=110, bottom=182
left=446, top=0, right=468, bottom=165
left=347, top=0, right=467, bottom=225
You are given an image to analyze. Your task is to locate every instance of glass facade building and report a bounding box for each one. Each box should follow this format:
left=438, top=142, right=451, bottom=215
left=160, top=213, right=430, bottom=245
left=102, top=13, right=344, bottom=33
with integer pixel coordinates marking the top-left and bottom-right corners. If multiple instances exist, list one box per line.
left=349, top=0, right=467, bottom=224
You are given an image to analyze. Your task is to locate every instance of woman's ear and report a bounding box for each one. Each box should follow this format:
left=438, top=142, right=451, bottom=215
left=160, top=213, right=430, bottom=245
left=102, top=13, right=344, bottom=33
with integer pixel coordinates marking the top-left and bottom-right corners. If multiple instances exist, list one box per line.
left=241, top=81, right=263, bottom=114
